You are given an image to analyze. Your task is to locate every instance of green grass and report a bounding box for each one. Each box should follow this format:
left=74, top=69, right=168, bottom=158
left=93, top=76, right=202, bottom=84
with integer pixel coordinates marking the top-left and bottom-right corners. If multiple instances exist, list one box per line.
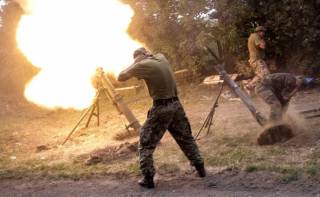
left=304, top=147, right=320, bottom=177
left=267, top=147, right=287, bottom=156
left=158, top=163, right=180, bottom=174
left=305, top=165, right=319, bottom=176
left=127, top=162, right=140, bottom=174
left=269, top=165, right=298, bottom=174
left=244, top=164, right=301, bottom=183
left=0, top=159, right=143, bottom=180
left=204, top=147, right=257, bottom=167
left=281, top=171, right=299, bottom=183
left=245, top=165, right=258, bottom=172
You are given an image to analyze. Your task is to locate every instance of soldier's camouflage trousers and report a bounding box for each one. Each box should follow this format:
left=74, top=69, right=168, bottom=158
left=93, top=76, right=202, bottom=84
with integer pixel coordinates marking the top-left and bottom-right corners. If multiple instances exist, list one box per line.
left=255, top=86, right=289, bottom=122
left=246, top=59, right=270, bottom=90
left=250, top=59, right=270, bottom=78
left=139, top=100, right=204, bottom=177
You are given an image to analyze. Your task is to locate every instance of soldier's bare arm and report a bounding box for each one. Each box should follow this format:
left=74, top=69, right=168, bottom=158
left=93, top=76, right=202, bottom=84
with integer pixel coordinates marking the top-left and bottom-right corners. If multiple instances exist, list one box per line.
left=259, top=40, right=266, bottom=49
left=255, top=35, right=266, bottom=49
left=282, top=88, right=298, bottom=101
left=118, top=71, right=132, bottom=81
left=118, top=65, right=135, bottom=81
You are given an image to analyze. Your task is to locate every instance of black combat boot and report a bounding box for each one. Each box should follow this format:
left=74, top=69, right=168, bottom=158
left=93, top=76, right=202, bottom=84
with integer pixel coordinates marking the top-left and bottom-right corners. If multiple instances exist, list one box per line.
left=195, top=163, right=206, bottom=177
left=138, top=175, right=155, bottom=188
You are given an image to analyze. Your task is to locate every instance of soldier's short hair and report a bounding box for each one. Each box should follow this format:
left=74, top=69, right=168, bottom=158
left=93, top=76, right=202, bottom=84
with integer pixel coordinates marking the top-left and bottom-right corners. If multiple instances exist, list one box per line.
left=133, top=47, right=149, bottom=59
left=255, top=26, right=266, bottom=32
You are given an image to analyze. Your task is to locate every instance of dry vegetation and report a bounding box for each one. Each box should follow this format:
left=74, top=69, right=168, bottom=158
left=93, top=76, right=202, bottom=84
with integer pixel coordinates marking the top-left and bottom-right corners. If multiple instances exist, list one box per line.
left=0, top=84, right=319, bottom=186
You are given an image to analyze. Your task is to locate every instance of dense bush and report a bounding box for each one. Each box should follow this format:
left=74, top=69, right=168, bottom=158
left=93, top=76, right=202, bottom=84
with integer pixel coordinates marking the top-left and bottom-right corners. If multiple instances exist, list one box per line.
left=123, top=0, right=320, bottom=76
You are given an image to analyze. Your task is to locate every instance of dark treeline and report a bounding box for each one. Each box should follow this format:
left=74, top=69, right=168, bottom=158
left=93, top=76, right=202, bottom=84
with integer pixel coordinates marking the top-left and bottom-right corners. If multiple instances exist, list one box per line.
left=122, top=0, right=320, bottom=76
left=0, top=0, right=37, bottom=99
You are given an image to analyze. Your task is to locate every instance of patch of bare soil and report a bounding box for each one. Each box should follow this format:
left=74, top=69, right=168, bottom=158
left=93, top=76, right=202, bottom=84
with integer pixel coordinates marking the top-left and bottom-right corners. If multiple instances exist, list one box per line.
left=186, top=86, right=320, bottom=146
left=282, top=88, right=320, bottom=147
left=257, top=124, right=294, bottom=145
left=1, top=86, right=320, bottom=196
left=83, top=141, right=138, bottom=165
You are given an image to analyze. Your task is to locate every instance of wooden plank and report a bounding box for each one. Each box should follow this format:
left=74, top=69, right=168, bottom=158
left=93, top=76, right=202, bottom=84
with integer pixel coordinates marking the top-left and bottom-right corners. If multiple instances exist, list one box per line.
left=174, top=69, right=191, bottom=84
left=203, top=74, right=238, bottom=85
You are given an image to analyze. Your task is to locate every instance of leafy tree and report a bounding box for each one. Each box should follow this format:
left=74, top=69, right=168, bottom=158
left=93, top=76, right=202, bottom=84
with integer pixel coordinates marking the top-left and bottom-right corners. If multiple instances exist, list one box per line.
left=121, top=0, right=217, bottom=75
left=219, top=0, right=320, bottom=74
left=123, top=0, right=320, bottom=76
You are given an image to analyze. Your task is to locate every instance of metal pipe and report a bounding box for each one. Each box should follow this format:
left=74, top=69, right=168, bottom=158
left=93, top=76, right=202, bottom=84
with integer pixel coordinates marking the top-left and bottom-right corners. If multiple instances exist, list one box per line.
left=213, top=64, right=267, bottom=126
left=62, top=105, right=94, bottom=145
left=97, top=68, right=141, bottom=132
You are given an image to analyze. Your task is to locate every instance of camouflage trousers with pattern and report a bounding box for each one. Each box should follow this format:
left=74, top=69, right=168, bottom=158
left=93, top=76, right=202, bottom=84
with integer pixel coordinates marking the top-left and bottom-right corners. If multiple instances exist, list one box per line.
left=250, top=59, right=270, bottom=78
left=246, top=59, right=270, bottom=90
left=255, top=85, right=289, bottom=122
left=139, top=100, right=204, bottom=177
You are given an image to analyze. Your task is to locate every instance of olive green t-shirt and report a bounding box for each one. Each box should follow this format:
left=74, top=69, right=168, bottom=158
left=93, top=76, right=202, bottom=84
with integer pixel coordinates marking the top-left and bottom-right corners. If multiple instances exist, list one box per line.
left=248, top=33, right=266, bottom=62
left=128, top=53, right=178, bottom=100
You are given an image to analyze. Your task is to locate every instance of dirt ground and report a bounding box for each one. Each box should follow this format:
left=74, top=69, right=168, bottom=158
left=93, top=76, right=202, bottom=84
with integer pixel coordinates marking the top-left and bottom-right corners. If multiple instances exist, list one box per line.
left=1, top=174, right=320, bottom=197
left=0, top=84, right=320, bottom=196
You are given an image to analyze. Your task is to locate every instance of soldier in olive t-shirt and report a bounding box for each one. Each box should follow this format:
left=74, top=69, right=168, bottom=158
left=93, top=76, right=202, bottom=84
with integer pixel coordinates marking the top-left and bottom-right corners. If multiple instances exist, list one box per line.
left=246, top=26, right=270, bottom=90
left=118, top=48, right=205, bottom=189
left=248, top=31, right=266, bottom=63
left=126, top=53, right=178, bottom=100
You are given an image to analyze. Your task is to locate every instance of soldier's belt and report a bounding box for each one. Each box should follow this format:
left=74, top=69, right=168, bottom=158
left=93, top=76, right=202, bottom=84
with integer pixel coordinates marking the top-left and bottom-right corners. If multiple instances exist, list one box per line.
left=153, top=97, right=179, bottom=106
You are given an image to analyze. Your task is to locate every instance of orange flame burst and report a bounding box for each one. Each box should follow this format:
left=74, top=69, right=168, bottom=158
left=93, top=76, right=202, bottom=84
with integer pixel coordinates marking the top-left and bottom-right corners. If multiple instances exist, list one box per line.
left=16, top=0, right=140, bottom=109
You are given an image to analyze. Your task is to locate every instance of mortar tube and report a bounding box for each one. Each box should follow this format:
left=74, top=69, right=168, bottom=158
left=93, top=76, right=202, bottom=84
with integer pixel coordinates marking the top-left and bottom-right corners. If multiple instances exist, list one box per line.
left=98, top=69, right=141, bottom=132
left=213, top=64, right=267, bottom=126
